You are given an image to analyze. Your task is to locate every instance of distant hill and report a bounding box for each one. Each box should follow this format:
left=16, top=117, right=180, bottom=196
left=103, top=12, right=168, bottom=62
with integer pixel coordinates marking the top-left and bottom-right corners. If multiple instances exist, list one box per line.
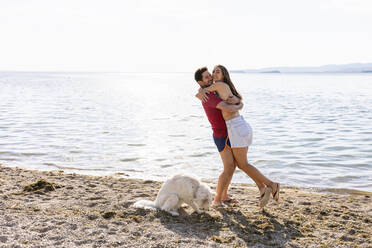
left=232, top=63, right=372, bottom=73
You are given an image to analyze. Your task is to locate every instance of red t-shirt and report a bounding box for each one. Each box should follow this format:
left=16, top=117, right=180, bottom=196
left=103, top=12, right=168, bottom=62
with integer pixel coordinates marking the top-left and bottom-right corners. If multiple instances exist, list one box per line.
left=201, top=92, right=228, bottom=137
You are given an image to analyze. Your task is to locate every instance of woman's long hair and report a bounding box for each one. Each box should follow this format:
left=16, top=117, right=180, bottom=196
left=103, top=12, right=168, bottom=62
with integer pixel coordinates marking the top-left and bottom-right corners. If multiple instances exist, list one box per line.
left=215, top=65, right=242, bottom=99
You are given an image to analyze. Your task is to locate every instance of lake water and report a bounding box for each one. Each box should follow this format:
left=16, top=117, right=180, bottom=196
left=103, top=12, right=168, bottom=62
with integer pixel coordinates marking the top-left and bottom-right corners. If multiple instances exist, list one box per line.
left=1, top=72, right=371, bottom=192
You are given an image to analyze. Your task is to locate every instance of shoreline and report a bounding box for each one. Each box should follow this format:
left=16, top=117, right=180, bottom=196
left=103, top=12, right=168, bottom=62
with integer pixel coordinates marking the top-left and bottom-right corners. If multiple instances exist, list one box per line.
left=1, top=164, right=371, bottom=247
left=4, top=163, right=372, bottom=195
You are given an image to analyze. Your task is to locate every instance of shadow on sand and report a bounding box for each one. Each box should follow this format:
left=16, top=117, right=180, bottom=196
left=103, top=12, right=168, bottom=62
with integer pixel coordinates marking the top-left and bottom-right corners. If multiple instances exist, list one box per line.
left=155, top=206, right=303, bottom=247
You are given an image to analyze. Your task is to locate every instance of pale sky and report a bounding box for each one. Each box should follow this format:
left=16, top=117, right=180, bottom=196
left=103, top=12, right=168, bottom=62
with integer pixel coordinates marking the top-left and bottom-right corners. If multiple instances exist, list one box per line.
left=1, top=0, right=372, bottom=72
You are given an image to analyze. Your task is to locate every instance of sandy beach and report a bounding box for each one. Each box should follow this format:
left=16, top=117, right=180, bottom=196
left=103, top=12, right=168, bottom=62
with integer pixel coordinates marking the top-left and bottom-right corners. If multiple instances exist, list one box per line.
left=0, top=164, right=371, bottom=247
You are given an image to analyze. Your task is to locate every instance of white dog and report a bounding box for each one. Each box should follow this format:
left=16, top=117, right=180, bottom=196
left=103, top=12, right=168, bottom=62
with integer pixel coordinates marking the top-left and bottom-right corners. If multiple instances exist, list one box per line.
left=133, top=174, right=213, bottom=216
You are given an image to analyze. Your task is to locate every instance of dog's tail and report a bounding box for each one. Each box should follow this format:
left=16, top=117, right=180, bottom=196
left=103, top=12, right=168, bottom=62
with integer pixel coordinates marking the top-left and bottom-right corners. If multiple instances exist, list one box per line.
left=133, top=200, right=157, bottom=210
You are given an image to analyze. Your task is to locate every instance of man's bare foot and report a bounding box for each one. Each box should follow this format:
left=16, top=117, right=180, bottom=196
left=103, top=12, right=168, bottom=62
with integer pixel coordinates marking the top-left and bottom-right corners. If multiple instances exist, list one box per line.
left=221, top=197, right=239, bottom=204
left=212, top=201, right=225, bottom=209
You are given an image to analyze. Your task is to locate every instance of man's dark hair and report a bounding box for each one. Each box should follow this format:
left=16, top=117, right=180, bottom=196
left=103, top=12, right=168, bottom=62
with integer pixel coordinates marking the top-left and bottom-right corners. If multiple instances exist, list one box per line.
left=194, top=67, right=208, bottom=82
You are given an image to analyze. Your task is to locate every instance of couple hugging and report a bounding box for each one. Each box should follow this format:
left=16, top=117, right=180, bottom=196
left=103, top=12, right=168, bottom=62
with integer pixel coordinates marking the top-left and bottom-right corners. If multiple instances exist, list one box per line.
left=194, top=65, right=280, bottom=209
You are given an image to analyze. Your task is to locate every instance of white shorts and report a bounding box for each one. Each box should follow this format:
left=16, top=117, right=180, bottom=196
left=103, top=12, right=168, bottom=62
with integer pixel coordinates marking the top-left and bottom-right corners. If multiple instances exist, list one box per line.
left=226, top=116, right=253, bottom=148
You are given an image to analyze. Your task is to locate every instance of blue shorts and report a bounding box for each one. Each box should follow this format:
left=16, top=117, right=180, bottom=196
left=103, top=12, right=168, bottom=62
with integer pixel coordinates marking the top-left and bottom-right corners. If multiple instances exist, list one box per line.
left=213, top=136, right=231, bottom=152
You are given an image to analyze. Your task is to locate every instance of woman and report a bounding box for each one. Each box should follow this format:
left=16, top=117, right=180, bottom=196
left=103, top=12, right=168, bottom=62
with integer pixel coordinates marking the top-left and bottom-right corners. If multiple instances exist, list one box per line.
left=198, top=65, right=280, bottom=208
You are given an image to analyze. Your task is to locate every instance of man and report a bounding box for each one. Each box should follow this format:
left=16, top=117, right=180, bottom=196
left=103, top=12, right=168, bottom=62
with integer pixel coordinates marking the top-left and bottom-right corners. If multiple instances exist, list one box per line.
left=194, top=67, right=243, bottom=208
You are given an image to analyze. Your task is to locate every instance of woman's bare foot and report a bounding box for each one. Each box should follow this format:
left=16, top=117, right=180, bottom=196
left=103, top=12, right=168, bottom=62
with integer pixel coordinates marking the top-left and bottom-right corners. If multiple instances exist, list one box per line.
left=259, top=187, right=272, bottom=208
left=270, top=182, right=280, bottom=202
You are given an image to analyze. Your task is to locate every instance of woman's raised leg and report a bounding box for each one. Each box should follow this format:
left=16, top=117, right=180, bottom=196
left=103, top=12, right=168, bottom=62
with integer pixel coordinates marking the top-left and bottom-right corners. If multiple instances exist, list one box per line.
left=232, top=147, right=275, bottom=191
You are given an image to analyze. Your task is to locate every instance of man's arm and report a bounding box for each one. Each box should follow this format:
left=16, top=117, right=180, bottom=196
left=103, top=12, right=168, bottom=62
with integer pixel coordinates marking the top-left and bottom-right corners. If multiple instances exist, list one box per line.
left=196, top=83, right=225, bottom=102
left=225, top=95, right=241, bottom=105
left=216, top=101, right=243, bottom=112
left=195, top=88, right=209, bottom=102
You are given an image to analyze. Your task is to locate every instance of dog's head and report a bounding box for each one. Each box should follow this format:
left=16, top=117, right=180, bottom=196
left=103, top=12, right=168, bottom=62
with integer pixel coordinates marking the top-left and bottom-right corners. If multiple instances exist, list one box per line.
left=195, top=183, right=213, bottom=210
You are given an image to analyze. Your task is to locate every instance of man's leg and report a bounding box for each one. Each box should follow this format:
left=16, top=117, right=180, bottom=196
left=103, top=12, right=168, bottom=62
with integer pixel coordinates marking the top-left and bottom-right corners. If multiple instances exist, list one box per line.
left=214, top=147, right=236, bottom=205
left=221, top=158, right=238, bottom=201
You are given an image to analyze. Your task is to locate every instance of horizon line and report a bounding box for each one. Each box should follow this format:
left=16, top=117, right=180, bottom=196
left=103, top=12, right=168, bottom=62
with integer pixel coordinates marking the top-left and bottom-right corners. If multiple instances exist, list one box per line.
left=1, top=62, right=372, bottom=74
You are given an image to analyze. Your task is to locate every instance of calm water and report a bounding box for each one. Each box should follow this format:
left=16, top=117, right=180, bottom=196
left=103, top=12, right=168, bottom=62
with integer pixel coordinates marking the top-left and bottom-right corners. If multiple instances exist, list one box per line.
left=1, top=72, right=371, bottom=192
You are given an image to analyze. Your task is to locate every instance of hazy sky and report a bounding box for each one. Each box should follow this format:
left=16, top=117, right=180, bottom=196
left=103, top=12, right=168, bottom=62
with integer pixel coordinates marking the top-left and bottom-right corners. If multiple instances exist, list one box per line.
left=1, top=0, right=372, bottom=72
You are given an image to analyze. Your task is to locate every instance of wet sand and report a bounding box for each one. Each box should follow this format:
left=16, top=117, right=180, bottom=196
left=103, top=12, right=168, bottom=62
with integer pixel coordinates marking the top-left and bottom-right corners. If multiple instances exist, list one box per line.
left=0, top=164, right=371, bottom=247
